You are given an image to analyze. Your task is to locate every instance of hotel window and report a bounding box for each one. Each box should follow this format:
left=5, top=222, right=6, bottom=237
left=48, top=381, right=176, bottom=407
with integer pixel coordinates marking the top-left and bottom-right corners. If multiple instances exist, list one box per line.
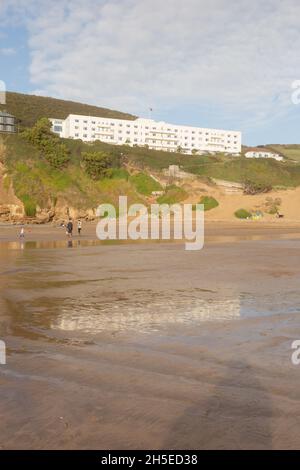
left=119, top=123, right=123, bottom=127
left=92, top=121, right=96, bottom=124
left=75, top=133, right=79, bottom=137
left=83, top=134, right=87, bottom=138
left=83, top=127, right=87, bottom=130
left=126, top=131, right=130, bottom=134
left=83, top=120, right=87, bottom=123
left=75, top=126, right=79, bottom=129
left=75, top=119, right=79, bottom=123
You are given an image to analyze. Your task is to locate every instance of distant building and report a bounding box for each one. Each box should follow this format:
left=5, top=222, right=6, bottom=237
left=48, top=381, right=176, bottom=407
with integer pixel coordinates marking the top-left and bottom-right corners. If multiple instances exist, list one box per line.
left=0, top=111, right=17, bottom=134
left=50, top=114, right=242, bottom=155
left=245, top=150, right=283, bottom=162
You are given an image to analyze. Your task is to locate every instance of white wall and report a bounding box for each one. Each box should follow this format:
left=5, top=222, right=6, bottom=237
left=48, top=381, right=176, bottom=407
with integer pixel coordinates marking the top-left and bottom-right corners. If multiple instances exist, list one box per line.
left=245, top=151, right=283, bottom=161
left=51, top=114, right=242, bottom=154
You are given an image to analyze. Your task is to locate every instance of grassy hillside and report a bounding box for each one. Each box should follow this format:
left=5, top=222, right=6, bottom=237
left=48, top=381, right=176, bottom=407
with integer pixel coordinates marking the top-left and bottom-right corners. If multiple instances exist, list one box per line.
left=120, top=144, right=300, bottom=188
left=5, top=129, right=300, bottom=218
left=265, top=144, right=300, bottom=162
left=0, top=92, right=136, bottom=128
left=1, top=133, right=147, bottom=215
left=2, top=92, right=300, bottom=220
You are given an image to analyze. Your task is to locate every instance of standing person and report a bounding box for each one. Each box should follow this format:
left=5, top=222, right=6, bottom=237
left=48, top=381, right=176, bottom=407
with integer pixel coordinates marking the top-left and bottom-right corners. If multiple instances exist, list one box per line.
left=19, top=226, right=25, bottom=238
left=77, top=219, right=82, bottom=236
left=66, top=219, right=73, bottom=238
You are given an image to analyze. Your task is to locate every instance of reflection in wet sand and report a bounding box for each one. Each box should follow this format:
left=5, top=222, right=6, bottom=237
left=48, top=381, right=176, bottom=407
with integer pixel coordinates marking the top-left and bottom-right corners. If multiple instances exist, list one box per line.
left=52, top=297, right=241, bottom=333
left=1, top=239, right=300, bottom=449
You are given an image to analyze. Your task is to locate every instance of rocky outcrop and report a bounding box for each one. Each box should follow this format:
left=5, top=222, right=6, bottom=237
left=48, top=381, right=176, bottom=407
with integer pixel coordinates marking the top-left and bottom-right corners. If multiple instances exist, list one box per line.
left=0, top=162, right=25, bottom=222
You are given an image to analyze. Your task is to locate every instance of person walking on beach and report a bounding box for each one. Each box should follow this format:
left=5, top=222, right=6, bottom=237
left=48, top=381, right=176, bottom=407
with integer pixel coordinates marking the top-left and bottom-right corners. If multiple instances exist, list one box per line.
left=66, top=219, right=73, bottom=238
left=77, top=219, right=82, bottom=236
left=19, top=226, right=25, bottom=238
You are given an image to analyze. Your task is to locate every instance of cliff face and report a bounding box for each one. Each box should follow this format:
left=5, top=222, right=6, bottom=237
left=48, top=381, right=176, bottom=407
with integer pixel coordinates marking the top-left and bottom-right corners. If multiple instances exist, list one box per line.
left=0, top=133, right=147, bottom=224
left=0, top=156, right=25, bottom=222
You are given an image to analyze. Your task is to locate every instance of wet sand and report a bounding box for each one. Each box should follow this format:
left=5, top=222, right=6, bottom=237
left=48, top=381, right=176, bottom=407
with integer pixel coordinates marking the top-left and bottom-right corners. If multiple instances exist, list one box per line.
left=1, top=219, right=300, bottom=244
left=0, top=234, right=300, bottom=449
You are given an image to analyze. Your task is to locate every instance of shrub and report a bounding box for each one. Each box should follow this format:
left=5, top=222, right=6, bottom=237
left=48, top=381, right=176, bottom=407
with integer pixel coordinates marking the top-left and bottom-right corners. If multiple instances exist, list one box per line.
left=21, top=118, right=70, bottom=169
left=199, top=195, right=219, bottom=211
left=234, top=208, right=251, bottom=219
left=82, top=151, right=113, bottom=180
left=129, top=172, right=162, bottom=195
left=243, top=179, right=272, bottom=195
left=264, top=196, right=282, bottom=214
left=111, top=168, right=129, bottom=180
left=21, top=194, right=36, bottom=217
left=157, top=185, right=187, bottom=204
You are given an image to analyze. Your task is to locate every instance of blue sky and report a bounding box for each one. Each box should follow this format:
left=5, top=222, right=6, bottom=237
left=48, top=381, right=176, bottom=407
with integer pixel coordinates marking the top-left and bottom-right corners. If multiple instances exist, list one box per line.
left=1, top=0, right=300, bottom=146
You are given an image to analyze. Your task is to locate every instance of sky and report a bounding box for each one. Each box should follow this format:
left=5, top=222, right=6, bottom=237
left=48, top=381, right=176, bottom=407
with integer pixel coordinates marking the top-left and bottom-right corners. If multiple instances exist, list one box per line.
left=1, top=0, right=300, bottom=145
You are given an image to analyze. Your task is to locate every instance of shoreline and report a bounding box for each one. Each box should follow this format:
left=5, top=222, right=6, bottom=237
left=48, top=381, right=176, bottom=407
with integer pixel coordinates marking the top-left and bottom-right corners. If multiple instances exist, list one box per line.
left=1, top=219, right=300, bottom=244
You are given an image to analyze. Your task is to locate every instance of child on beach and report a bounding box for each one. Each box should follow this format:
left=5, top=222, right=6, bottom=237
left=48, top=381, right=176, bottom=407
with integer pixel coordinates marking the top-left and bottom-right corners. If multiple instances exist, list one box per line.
left=77, top=220, right=82, bottom=236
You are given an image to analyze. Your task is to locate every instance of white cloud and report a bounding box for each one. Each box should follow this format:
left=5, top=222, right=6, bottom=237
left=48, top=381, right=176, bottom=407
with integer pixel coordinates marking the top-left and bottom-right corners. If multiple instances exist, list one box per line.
left=0, top=47, right=16, bottom=56
left=3, top=0, right=300, bottom=131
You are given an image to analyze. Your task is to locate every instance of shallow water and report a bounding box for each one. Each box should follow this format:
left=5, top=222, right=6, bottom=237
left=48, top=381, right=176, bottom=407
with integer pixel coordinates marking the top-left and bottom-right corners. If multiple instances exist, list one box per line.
left=1, top=239, right=300, bottom=341
left=1, top=239, right=300, bottom=449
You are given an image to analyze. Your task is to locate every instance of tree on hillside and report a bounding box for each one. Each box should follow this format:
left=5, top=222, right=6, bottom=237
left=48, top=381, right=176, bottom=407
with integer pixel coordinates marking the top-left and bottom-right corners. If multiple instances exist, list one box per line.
left=22, top=118, right=70, bottom=169
left=82, top=151, right=113, bottom=180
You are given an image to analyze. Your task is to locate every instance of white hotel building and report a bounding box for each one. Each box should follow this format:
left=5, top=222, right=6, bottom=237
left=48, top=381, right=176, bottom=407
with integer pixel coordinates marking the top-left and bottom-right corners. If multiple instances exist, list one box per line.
left=50, top=114, right=241, bottom=155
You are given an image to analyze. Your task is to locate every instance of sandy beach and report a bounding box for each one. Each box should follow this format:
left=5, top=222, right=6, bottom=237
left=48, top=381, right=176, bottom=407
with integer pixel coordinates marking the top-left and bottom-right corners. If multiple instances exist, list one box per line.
left=1, top=218, right=300, bottom=244
left=0, top=224, right=300, bottom=449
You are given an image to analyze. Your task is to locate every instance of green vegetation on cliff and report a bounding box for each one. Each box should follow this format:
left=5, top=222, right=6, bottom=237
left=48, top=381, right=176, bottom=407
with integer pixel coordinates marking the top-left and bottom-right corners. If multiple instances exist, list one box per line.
left=1, top=91, right=135, bottom=128
left=2, top=92, right=300, bottom=219
left=1, top=126, right=143, bottom=213
left=129, top=173, right=162, bottom=196
left=157, top=185, right=188, bottom=204
left=199, top=196, right=219, bottom=211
